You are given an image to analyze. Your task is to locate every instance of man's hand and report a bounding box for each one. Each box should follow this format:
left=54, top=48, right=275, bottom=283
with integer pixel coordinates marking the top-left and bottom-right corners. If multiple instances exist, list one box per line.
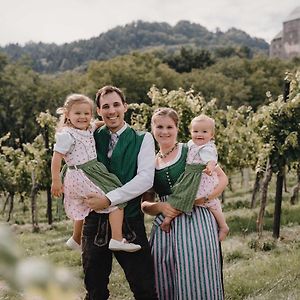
left=83, top=193, right=111, bottom=211
left=93, top=120, right=105, bottom=128
left=141, top=189, right=155, bottom=202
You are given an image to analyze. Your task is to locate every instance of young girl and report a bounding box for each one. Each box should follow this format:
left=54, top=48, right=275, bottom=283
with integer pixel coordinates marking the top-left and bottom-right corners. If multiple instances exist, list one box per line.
left=51, top=93, right=141, bottom=252
left=160, top=114, right=229, bottom=241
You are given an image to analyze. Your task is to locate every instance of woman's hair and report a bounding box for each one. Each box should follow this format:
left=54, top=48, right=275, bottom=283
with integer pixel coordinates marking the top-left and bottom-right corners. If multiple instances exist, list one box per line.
left=56, top=93, right=94, bottom=130
left=190, top=114, right=215, bottom=134
left=95, top=85, right=126, bottom=108
left=151, top=107, right=179, bottom=127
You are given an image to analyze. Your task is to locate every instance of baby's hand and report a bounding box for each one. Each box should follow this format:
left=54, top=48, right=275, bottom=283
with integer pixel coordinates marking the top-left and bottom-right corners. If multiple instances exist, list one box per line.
left=204, top=161, right=216, bottom=176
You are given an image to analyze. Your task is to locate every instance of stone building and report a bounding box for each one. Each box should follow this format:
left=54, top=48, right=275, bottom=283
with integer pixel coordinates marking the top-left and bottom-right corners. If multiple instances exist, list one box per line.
left=270, top=6, right=300, bottom=59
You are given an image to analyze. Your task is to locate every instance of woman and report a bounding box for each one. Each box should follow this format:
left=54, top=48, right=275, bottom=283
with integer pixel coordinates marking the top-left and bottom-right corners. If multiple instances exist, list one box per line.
left=142, top=108, right=227, bottom=300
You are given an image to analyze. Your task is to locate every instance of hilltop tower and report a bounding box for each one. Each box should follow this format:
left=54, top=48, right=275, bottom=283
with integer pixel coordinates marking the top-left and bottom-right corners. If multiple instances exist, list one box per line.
left=270, top=6, right=300, bottom=59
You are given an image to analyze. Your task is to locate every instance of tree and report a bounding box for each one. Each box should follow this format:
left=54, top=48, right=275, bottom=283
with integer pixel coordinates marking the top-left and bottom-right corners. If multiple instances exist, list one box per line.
left=24, top=111, right=56, bottom=227
left=252, top=72, right=300, bottom=237
left=0, top=134, right=31, bottom=222
left=84, top=52, right=180, bottom=103
left=163, top=47, right=215, bottom=73
left=1, top=61, right=42, bottom=146
left=213, top=45, right=252, bottom=59
left=0, top=59, right=83, bottom=146
left=0, top=111, right=57, bottom=230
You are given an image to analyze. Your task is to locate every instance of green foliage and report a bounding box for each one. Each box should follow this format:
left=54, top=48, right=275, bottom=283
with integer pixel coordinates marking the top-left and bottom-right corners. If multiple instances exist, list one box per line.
left=213, top=45, right=253, bottom=59
left=0, top=134, right=31, bottom=196
left=0, top=56, right=81, bottom=145
left=163, top=47, right=214, bottom=72
left=129, top=86, right=205, bottom=141
left=214, top=105, right=260, bottom=173
left=252, top=72, right=300, bottom=173
left=0, top=61, right=41, bottom=146
left=22, top=111, right=57, bottom=190
left=183, top=56, right=295, bottom=110
left=180, top=56, right=299, bottom=111
left=1, top=50, right=299, bottom=148
left=84, top=52, right=180, bottom=103
left=0, top=111, right=57, bottom=226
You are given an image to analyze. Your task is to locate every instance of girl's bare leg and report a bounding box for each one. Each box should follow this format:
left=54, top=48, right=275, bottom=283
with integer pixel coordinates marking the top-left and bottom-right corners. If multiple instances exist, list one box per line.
left=210, top=203, right=229, bottom=241
left=72, top=219, right=83, bottom=245
left=108, top=208, right=141, bottom=252
left=109, top=208, right=124, bottom=241
left=66, top=220, right=83, bottom=251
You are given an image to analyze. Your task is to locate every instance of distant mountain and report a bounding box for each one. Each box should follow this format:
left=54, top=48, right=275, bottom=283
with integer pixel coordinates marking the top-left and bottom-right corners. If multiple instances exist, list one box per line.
left=0, top=20, right=269, bottom=73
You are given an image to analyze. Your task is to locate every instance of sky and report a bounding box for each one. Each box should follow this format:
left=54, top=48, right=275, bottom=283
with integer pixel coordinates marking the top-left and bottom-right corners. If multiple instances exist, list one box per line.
left=0, top=0, right=299, bottom=47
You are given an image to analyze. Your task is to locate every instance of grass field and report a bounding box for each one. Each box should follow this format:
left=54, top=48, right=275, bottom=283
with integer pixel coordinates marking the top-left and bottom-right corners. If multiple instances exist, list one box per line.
left=0, top=171, right=300, bottom=299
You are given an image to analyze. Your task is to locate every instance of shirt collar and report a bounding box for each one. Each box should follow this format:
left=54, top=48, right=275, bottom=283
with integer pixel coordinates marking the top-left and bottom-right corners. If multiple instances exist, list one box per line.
left=109, top=122, right=128, bottom=136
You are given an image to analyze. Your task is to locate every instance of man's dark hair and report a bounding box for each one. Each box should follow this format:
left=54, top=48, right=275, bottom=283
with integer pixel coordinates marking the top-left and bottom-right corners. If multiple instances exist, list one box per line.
left=95, top=85, right=126, bottom=108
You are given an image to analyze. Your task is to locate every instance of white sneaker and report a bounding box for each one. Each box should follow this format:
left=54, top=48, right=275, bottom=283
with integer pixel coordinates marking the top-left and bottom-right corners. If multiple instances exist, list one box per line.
left=108, top=238, right=141, bottom=252
left=66, top=237, right=81, bottom=251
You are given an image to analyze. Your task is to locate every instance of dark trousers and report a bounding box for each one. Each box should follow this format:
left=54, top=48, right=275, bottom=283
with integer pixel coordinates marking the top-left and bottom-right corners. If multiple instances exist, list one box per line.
left=82, top=211, right=158, bottom=300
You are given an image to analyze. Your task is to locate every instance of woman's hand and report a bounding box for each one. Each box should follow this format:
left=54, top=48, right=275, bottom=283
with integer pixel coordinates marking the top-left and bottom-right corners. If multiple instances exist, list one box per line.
left=159, top=202, right=181, bottom=218
left=141, top=192, right=181, bottom=217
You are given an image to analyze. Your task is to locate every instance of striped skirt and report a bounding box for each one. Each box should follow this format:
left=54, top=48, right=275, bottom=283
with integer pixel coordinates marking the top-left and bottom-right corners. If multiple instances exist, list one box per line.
left=149, top=196, right=224, bottom=300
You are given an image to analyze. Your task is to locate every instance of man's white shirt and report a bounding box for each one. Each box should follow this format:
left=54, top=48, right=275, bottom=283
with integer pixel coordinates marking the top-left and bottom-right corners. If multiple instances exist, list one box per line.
left=105, top=123, right=155, bottom=206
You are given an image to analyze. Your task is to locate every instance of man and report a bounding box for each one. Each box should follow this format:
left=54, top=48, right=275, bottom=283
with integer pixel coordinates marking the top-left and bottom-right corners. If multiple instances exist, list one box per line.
left=82, top=86, right=157, bottom=300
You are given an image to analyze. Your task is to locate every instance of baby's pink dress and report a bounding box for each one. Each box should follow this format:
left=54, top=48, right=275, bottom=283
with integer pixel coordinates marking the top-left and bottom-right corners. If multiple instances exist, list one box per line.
left=187, top=140, right=219, bottom=209
left=54, top=126, right=114, bottom=220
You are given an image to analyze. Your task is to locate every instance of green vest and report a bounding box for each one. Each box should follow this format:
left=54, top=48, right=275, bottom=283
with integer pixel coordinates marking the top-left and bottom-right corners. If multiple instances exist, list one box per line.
left=94, top=125, right=146, bottom=218
left=153, top=144, right=188, bottom=196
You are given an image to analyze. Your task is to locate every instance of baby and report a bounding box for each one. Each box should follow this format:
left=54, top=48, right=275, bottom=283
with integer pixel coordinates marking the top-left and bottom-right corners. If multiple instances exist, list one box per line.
left=161, top=114, right=229, bottom=241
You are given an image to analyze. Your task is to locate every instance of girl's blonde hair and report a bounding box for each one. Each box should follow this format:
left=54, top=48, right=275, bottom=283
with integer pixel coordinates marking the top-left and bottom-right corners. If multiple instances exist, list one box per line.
left=190, top=114, right=215, bottom=135
left=56, top=93, right=94, bottom=130
left=151, top=107, right=179, bottom=127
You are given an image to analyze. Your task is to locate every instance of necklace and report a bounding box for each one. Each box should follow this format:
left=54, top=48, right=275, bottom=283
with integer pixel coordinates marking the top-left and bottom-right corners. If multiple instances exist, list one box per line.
left=157, top=142, right=178, bottom=159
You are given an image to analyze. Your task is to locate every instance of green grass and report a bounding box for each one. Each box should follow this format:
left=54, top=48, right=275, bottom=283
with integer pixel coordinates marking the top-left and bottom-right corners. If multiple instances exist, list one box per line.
left=2, top=217, right=300, bottom=300
left=0, top=170, right=300, bottom=299
left=223, top=226, right=300, bottom=300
